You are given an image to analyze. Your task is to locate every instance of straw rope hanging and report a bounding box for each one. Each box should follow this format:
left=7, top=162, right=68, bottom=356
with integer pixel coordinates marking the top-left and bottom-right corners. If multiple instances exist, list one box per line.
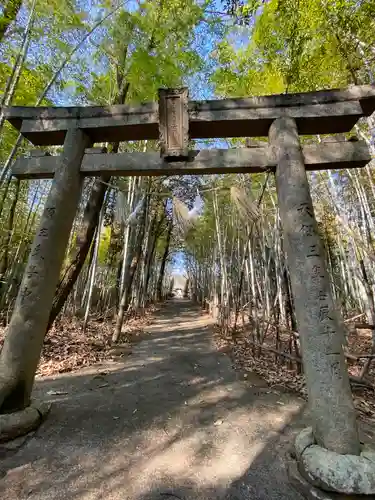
left=230, top=186, right=261, bottom=224
left=172, top=194, right=203, bottom=236
left=173, top=196, right=193, bottom=235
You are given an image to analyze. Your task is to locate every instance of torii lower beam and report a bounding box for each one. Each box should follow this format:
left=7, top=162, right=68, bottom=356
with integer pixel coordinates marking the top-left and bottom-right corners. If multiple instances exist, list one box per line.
left=11, top=140, right=371, bottom=179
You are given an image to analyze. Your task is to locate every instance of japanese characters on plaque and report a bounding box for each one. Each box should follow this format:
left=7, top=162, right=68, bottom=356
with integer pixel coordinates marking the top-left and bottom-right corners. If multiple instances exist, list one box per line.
left=158, top=88, right=189, bottom=161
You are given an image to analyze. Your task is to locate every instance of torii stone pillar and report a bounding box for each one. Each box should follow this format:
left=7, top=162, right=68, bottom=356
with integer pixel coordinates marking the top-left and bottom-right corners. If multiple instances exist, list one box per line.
left=0, top=127, right=91, bottom=413
left=269, top=117, right=360, bottom=455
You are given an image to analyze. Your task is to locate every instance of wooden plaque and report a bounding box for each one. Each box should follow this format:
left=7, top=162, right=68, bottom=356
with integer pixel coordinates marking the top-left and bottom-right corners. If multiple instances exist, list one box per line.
left=158, top=88, right=189, bottom=160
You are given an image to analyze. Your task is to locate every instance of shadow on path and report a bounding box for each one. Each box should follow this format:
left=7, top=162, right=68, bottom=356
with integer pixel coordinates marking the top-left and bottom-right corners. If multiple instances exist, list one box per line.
left=0, top=300, right=306, bottom=499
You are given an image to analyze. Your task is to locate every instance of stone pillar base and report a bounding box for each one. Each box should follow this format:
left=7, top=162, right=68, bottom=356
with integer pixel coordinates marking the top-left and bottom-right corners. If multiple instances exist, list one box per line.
left=288, top=460, right=368, bottom=499
left=290, top=427, right=375, bottom=497
left=0, top=401, right=51, bottom=443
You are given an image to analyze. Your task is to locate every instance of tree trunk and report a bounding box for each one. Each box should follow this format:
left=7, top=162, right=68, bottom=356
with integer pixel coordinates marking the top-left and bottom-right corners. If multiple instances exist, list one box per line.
left=82, top=205, right=104, bottom=332
left=134, top=196, right=153, bottom=310
left=112, top=201, right=147, bottom=342
left=47, top=175, right=108, bottom=331
left=0, top=0, right=22, bottom=43
left=119, top=177, right=137, bottom=300
left=0, top=179, right=20, bottom=298
left=143, top=208, right=165, bottom=306
left=0, top=175, right=13, bottom=219
left=270, top=116, right=360, bottom=455
left=46, top=76, right=130, bottom=330
left=0, top=0, right=35, bottom=138
left=125, top=229, right=145, bottom=302
left=0, top=180, right=41, bottom=311
left=0, top=128, right=90, bottom=413
left=359, top=259, right=375, bottom=378
left=157, top=219, right=172, bottom=301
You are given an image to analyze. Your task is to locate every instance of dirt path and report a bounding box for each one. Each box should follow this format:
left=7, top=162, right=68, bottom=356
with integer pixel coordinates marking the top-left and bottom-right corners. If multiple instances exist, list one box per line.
left=0, top=300, right=306, bottom=500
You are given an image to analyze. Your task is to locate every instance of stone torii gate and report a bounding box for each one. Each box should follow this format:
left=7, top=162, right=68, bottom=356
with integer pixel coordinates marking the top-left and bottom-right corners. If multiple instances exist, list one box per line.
left=2, top=86, right=375, bottom=496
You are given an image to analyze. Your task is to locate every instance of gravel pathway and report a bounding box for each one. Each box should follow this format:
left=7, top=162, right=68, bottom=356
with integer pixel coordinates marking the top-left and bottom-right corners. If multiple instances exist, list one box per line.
left=0, top=300, right=305, bottom=500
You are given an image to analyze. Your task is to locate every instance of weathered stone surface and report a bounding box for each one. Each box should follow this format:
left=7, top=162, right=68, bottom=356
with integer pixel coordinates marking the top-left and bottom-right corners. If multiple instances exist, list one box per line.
left=361, top=446, right=375, bottom=462
left=270, top=117, right=360, bottom=455
left=295, top=427, right=315, bottom=462
left=18, top=101, right=365, bottom=145
left=0, top=402, right=51, bottom=443
left=300, top=444, right=375, bottom=494
left=293, top=428, right=375, bottom=495
left=5, top=84, right=375, bottom=121
left=30, top=149, right=51, bottom=157
left=12, top=141, right=371, bottom=180
left=84, top=147, right=107, bottom=154
left=158, top=87, right=189, bottom=159
left=5, top=85, right=375, bottom=145
left=288, top=460, right=365, bottom=500
left=34, top=401, right=51, bottom=419
left=0, top=128, right=91, bottom=413
left=0, top=407, right=39, bottom=442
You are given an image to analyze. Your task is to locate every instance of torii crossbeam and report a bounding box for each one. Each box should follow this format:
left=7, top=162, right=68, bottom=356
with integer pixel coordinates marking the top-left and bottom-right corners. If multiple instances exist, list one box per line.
left=5, top=85, right=375, bottom=178
left=2, top=86, right=375, bottom=496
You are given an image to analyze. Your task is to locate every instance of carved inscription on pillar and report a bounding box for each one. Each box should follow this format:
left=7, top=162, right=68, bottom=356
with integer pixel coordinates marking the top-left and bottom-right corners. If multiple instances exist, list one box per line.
left=297, top=202, right=337, bottom=340
left=158, top=88, right=189, bottom=160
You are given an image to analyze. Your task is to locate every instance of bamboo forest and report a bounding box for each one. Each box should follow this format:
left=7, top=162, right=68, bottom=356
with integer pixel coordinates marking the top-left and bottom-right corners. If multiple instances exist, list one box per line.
left=1, top=1, right=375, bottom=499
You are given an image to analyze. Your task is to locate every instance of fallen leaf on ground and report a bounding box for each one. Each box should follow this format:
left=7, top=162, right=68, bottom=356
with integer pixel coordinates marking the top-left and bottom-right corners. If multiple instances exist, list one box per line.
left=0, top=306, right=155, bottom=378
left=213, top=322, right=375, bottom=423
